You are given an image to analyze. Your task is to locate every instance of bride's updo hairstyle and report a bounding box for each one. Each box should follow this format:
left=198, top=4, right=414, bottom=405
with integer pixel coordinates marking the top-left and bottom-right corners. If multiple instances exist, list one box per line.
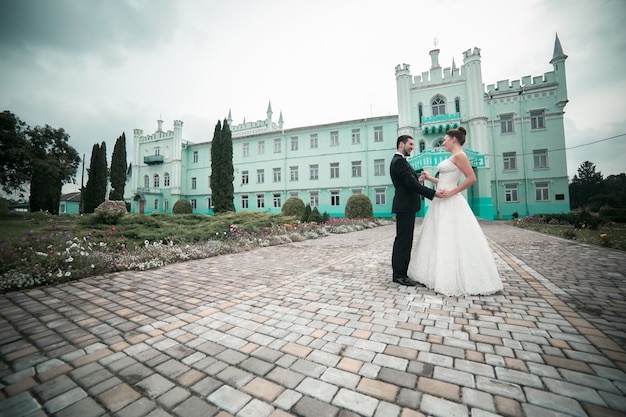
left=446, top=126, right=467, bottom=146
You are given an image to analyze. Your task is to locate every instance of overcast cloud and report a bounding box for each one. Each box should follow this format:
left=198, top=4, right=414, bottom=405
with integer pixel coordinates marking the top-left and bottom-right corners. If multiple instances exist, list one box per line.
left=1, top=0, right=624, bottom=194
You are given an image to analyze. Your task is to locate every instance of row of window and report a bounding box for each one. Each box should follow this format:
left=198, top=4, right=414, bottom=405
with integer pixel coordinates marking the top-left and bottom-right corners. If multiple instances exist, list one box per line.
left=500, top=110, right=545, bottom=133
left=504, top=182, right=552, bottom=202
left=144, top=148, right=549, bottom=189
left=189, top=127, right=385, bottom=161
left=241, top=159, right=386, bottom=185
left=148, top=180, right=552, bottom=213
left=503, top=149, right=548, bottom=170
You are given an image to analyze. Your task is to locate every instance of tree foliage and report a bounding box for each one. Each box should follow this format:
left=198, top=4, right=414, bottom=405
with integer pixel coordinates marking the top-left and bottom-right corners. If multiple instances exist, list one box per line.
left=83, top=141, right=108, bottom=213
left=210, top=119, right=235, bottom=213
left=570, top=161, right=605, bottom=210
left=109, top=132, right=127, bottom=201
left=28, top=125, right=81, bottom=214
left=0, top=111, right=31, bottom=198
left=570, top=161, right=626, bottom=211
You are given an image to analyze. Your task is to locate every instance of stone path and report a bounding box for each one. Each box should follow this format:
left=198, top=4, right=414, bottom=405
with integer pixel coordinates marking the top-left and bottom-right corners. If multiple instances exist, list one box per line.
left=1, top=221, right=625, bottom=417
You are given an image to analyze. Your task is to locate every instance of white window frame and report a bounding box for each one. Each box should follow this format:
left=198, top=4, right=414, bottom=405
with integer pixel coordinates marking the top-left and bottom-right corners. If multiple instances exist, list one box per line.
left=351, top=161, right=362, bottom=177
left=310, top=164, right=319, bottom=180
left=503, top=152, right=517, bottom=171
left=330, top=162, right=340, bottom=179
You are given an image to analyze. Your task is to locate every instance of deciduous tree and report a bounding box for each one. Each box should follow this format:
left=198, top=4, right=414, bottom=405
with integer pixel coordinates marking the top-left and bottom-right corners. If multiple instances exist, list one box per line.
left=28, top=125, right=80, bottom=214
left=0, top=111, right=30, bottom=198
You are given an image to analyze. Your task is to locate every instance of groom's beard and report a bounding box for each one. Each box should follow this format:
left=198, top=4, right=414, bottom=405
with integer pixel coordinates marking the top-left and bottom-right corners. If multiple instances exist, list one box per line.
left=403, top=150, right=411, bottom=157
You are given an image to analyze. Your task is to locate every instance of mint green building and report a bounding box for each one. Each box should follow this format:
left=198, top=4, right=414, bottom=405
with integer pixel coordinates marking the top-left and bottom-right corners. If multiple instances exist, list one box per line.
left=126, top=35, right=570, bottom=220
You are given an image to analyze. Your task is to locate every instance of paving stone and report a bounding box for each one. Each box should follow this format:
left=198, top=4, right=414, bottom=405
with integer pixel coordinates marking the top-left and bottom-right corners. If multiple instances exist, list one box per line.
left=55, top=397, right=105, bottom=417
left=98, top=383, right=142, bottom=413
left=0, top=391, right=42, bottom=417
left=207, top=385, right=251, bottom=414
left=115, top=397, right=157, bottom=417
left=136, top=373, right=175, bottom=399
left=420, top=393, right=469, bottom=417
left=296, top=377, right=338, bottom=402
left=172, top=395, right=219, bottom=417
left=43, top=386, right=87, bottom=414
left=156, top=386, right=190, bottom=409
left=293, top=395, right=340, bottom=417
left=524, top=387, right=587, bottom=417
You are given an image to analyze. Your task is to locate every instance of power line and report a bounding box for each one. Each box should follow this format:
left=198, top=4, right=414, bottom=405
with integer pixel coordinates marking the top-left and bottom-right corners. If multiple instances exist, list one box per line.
left=484, top=133, right=625, bottom=158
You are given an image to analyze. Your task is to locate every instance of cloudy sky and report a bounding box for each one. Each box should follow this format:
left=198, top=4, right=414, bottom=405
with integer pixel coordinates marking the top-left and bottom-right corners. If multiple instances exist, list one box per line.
left=1, top=0, right=624, bottom=193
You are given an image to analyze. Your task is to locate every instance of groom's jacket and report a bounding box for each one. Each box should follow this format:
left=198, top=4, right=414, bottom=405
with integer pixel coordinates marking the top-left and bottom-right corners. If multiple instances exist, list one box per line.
left=390, top=153, right=436, bottom=214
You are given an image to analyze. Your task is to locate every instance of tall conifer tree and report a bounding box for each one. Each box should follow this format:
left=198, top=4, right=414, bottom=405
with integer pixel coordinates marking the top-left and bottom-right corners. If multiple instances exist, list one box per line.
left=210, top=119, right=235, bottom=213
left=109, top=132, right=127, bottom=200
left=83, top=141, right=108, bottom=213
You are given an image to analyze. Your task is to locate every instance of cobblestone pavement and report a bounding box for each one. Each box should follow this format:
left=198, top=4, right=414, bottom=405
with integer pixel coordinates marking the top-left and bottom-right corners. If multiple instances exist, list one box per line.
left=1, top=221, right=625, bottom=417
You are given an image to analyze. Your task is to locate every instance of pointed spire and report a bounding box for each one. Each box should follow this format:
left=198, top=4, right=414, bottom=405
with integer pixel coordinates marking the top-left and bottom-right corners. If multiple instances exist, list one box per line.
left=267, top=100, right=273, bottom=114
left=452, top=58, right=457, bottom=71
left=278, top=111, right=284, bottom=125
left=550, top=33, right=568, bottom=64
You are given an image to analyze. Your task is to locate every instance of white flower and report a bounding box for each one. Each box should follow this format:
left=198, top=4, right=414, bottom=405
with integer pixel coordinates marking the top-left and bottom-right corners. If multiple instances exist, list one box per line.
left=91, top=264, right=95, bottom=268
left=65, top=256, right=73, bottom=263
left=65, top=271, right=71, bottom=277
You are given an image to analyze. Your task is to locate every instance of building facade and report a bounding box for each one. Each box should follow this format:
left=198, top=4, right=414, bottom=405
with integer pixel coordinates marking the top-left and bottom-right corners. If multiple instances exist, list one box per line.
left=126, top=35, right=570, bottom=220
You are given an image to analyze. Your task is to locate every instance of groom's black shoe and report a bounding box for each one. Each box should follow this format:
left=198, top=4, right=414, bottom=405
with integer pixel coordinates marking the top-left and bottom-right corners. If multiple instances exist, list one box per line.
left=393, top=276, right=416, bottom=286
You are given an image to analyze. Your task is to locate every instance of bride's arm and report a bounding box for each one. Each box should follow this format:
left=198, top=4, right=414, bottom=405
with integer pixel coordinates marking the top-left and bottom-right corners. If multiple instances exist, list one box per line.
left=420, top=171, right=439, bottom=184
left=448, top=154, right=476, bottom=196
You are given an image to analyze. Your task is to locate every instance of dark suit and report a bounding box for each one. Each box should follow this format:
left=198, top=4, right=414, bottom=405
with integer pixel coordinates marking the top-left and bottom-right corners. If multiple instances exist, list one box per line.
left=390, top=153, right=436, bottom=279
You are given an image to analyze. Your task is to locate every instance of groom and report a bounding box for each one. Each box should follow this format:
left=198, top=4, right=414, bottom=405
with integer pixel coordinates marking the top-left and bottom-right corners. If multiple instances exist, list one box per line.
left=390, top=135, right=443, bottom=286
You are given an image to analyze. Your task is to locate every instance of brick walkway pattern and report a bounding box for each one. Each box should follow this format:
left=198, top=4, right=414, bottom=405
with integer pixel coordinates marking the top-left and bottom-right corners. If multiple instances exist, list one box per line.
left=1, top=221, right=625, bottom=417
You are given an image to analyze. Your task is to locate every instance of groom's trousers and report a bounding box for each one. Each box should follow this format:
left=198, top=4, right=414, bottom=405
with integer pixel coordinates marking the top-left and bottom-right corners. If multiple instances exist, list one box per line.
left=392, top=211, right=416, bottom=278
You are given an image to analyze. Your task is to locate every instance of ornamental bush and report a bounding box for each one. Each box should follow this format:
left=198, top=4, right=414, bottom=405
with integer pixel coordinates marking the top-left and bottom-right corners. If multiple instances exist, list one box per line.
left=345, top=194, right=373, bottom=219
left=281, top=197, right=305, bottom=219
left=172, top=199, right=192, bottom=215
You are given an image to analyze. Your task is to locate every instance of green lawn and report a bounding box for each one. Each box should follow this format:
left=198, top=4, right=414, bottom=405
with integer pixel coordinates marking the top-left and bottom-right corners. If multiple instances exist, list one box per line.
left=512, top=222, right=626, bottom=251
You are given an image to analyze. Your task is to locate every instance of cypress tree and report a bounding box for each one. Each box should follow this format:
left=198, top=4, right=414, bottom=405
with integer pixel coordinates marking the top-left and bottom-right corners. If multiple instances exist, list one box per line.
left=83, top=143, right=100, bottom=213
left=83, top=141, right=108, bottom=213
left=109, top=132, right=127, bottom=201
left=210, top=119, right=235, bottom=213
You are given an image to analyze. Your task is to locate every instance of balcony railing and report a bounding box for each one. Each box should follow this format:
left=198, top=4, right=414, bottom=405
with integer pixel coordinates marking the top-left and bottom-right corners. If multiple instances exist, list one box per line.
left=420, top=113, right=461, bottom=135
left=144, top=155, right=164, bottom=165
left=408, top=148, right=485, bottom=170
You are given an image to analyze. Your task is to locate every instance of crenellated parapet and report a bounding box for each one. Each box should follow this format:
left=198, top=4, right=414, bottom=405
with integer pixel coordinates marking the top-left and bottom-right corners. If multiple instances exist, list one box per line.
left=486, top=70, right=558, bottom=96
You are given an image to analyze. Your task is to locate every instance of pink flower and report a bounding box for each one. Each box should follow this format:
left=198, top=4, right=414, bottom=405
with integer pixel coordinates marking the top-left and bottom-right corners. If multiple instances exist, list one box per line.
left=111, top=226, right=117, bottom=232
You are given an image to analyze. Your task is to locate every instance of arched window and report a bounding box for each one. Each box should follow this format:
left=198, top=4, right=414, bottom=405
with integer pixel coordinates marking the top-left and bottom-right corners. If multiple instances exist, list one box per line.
left=418, top=104, right=423, bottom=124
left=431, top=97, right=445, bottom=116
left=143, top=175, right=149, bottom=188
left=419, top=141, right=425, bottom=152
left=455, top=98, right=460, bottom=114
left=435, top=139, right=444, bottom=147
left=153, top=174, right=160, bottom=187
left=163, top=172, right=170, bottom=187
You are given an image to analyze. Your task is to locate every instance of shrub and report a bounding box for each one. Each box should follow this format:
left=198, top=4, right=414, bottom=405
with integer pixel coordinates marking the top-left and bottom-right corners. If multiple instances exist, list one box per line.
left=345, top=194, right=373, bottom=219
left=172, top=199, right=192, bottom=214
left=93, top=209, right=125, bottom=225
left=573, top=209, right=601, bottom=230
left=302, top=204, right=312, bottom=222
left=599, top=207, right=626, bottom=223
left=309, top=207, right=323, bottom=223
left=281, top=197, right=305, bottom=218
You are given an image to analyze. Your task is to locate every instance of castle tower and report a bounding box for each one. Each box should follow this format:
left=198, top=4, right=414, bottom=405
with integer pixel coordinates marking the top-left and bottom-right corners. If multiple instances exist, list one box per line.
left=462, top=47, right=493, bottom=218
left=395, top=63, right=413, bottom=136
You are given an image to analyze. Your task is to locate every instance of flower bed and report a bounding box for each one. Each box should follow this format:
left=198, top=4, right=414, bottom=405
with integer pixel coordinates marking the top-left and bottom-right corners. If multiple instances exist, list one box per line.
left=0, top=213, right=391, bottom=292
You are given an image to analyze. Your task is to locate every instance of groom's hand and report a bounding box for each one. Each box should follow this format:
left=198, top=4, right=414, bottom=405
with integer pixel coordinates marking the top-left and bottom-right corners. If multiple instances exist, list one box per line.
left=435, top=189, right=448, bottom=198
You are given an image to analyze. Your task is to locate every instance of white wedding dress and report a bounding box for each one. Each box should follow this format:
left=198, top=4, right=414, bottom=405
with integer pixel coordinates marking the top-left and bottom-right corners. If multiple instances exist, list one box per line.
left=407, top=157, right=503, bottom=296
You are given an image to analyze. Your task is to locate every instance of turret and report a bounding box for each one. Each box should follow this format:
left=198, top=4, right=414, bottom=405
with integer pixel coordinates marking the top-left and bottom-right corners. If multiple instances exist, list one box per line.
left=266, top=101, right=273, bottom=126
left=550, top=33, right=568, bottom=108
left=395, top=63, right=413, bottom=135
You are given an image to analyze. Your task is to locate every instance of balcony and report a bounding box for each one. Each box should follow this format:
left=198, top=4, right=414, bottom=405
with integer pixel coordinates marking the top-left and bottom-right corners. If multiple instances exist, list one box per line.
left=144, top=155, right=164, bottom=165
left=408, top=148, right=485, bottom=170
left=420, top=113, right=460, bottom=135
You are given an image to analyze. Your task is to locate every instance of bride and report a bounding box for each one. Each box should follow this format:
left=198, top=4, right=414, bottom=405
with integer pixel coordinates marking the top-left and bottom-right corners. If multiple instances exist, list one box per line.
left=407, top=127, right=503, bottom=296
